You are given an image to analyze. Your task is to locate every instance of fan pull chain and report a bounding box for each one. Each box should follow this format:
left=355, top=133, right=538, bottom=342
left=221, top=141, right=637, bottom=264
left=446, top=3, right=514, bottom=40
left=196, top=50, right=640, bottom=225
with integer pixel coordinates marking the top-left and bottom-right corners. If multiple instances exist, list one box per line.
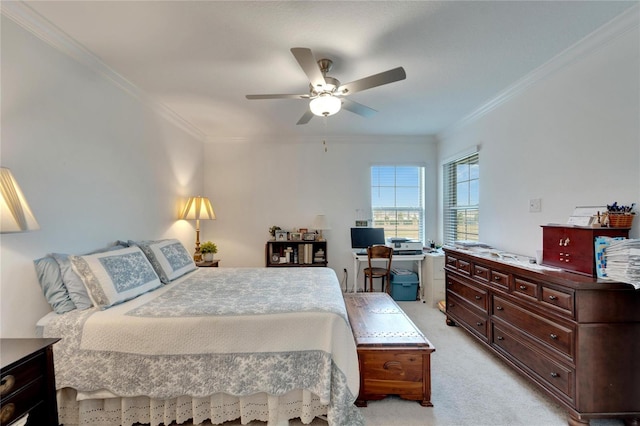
left=322, top=116, right=328, bottom=152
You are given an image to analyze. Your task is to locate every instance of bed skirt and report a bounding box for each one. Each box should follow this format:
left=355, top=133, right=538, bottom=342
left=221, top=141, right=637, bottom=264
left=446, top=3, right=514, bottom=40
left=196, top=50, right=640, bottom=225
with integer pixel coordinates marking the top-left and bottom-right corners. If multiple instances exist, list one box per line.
left=57, top=388, right=328, bottom=426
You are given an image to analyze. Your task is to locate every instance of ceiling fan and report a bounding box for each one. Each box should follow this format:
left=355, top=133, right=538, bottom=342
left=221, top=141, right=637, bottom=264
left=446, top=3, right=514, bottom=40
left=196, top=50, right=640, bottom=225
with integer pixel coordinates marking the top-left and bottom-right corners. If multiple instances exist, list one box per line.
left=246, top=48, right=406, bottom=125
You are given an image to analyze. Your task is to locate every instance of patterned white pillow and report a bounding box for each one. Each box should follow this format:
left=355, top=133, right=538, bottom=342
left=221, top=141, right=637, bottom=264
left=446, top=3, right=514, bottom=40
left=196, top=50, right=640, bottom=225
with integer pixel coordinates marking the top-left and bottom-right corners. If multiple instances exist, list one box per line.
left=70, top=246, right=162, bottom=309
left=131, top=239, right=196, bottom=283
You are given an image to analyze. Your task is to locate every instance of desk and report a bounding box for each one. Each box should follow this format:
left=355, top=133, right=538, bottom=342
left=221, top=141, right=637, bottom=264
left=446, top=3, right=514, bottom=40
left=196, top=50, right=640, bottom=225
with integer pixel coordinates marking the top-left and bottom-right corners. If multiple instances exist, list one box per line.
left=352, top=252, right=426, bottom=298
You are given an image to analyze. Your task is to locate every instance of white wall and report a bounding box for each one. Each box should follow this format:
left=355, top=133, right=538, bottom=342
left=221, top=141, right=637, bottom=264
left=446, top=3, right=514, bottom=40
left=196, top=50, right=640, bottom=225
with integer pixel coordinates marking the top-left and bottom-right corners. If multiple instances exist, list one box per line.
left=203, top=136, right=438, bottom=286
left=0, top=17, right=204, bottom=337
left=437, top=16, right=640, bottom=258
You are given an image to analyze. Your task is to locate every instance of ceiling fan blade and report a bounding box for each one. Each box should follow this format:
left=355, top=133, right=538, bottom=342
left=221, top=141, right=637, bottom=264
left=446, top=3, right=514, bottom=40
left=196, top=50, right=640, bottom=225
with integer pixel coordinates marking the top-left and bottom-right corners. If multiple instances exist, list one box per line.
left=341, top=98, right=377, bottom=118
left=338, top=67, right=406, bottom=95
left=291, top=47, right=326, bottom=89
left=246, top=94, right=309, bottom=100
left=296, top=109, right=314, bottom=125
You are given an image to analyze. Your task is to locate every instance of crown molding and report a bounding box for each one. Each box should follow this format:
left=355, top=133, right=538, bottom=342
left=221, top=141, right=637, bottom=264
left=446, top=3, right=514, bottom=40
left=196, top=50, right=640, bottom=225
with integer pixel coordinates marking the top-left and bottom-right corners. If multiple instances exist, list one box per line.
left=438, top=4, right=640, bottom=140
left=1, top=1, right=206, bottom=141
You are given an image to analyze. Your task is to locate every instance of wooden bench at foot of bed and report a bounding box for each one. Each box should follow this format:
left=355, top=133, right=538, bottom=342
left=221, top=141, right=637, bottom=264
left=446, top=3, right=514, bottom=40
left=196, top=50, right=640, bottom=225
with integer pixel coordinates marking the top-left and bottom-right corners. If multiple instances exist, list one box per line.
left=343, top=293, right=435, bottom=407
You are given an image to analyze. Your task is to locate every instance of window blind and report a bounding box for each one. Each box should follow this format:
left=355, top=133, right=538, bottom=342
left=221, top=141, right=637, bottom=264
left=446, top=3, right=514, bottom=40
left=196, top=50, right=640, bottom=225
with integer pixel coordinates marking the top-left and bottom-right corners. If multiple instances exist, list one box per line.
left=443, top=152, right=479, bottom=244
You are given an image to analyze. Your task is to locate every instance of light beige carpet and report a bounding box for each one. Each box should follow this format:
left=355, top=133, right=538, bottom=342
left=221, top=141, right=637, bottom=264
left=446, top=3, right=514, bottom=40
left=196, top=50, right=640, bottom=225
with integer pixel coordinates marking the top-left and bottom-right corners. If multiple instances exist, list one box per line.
left=169, top=302, right=624, bottom=426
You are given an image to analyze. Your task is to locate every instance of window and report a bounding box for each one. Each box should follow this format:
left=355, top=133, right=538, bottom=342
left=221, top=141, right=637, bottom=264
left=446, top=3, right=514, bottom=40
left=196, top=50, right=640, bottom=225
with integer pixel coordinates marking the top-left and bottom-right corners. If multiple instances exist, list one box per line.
left=371, top=165, right=425, bottom=243
left=443, top=152, right=479, bottom=244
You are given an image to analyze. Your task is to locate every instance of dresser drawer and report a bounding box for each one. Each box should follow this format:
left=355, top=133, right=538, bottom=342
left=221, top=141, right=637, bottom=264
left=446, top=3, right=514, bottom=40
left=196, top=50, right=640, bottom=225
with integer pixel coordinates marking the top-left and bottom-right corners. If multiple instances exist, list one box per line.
left=447, top=293, right=489, bottom=341
left=513, top=277, right=539, bottom=301
left=359, top=351, right=424, bottom=396
left=1, top=352, right=44, bottom=399
left=490, top=270, right=509, bottom=291
left=472, top=264, right=489, bottom=282
left=493, top=323, right=574, bottom=401
left=540, top=286, right=574, bottom=317
left=446, top=275, right=487, bottom=312
left=0, top=378, right=45, bottom=426
left=492, top=296, right=574, bottom=358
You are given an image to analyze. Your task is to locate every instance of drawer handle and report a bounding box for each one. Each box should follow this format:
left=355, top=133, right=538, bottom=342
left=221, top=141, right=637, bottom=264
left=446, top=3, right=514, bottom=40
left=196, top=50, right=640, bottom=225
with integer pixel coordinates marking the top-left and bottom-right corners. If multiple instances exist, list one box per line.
left=474, top=295, right=481, bottom=300
left=519, top=285, right=527, bottom=290
left=550, top=333, right=558, bottom=340
left=493, top=276, right=501, bottom=281
left=548, top=295, right=558, bottom=301
left=383, top=361, right=403, bottom=371
left=496, top=306, right=504, bottom=311
left=448, top=303, right=455, bottom=308
left=0, top=375, right=15, bottom=396
left=497, top=336, right=504, bottom=341
left=550, top=372, right=560, bottom=378
left=476, top=322, right=483, bottom=327
left=0, top=403, right=15, bottom=423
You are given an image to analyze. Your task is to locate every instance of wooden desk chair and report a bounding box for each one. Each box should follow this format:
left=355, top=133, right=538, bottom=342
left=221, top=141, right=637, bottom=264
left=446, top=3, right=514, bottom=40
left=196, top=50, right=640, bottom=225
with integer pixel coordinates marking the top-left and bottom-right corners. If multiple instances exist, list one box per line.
left=363, top=245, right=393, bottom=293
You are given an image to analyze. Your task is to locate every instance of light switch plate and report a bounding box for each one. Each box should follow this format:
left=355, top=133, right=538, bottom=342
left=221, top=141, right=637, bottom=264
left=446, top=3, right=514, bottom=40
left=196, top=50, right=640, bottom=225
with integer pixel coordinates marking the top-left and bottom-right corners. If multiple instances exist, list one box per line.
left=529, top=198, right=542, bottom=213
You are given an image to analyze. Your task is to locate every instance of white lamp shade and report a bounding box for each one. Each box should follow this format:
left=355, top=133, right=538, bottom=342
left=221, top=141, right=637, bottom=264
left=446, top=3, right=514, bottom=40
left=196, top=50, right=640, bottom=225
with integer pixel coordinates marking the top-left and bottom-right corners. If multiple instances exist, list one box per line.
left=310, top=94, right=341, bottom=117
left=0, top=167, right=40, bottom=233
left=180, top=196, right=216, bottom=221
left=312, top=214, right=331, bottom=230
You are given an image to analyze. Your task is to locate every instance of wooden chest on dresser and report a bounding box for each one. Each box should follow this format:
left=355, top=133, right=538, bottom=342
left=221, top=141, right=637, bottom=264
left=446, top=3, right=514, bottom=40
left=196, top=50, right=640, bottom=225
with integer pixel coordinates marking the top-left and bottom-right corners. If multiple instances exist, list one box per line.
left=541, top=224, right=629, bottom=276
left=444, top=247, right=640, bottom=426
left=343, top=293, right=435, bottom=407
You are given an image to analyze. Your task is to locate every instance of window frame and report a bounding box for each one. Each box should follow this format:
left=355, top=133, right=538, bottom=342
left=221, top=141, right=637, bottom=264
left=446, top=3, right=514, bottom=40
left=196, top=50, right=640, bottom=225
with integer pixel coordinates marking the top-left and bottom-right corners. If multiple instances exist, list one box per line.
left=443, top=152, right=479, bottom=244
left=370, top=164, right=426, bottom=244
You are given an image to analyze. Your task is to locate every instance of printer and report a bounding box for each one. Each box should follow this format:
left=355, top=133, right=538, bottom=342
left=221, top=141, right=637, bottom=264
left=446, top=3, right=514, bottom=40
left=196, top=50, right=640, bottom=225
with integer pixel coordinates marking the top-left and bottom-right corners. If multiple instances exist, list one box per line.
left=386, top=238, right=423, bottom=255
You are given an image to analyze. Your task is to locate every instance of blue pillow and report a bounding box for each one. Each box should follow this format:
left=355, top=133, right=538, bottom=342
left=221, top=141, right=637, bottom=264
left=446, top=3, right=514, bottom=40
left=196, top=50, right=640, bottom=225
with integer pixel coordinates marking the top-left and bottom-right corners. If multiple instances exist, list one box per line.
left=33, top=256, right=76, bottom=314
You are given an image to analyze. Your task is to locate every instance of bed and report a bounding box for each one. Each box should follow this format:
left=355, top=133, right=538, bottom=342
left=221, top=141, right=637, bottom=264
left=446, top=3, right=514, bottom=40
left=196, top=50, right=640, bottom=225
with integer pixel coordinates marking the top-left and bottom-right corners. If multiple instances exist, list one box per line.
left=34, top=240, right=363, bottom=426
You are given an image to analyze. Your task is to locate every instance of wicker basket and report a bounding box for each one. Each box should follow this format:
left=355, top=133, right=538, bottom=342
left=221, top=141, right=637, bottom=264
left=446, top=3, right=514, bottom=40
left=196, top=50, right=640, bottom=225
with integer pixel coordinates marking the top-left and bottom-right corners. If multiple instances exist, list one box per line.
left=607, top=213, right=634, bottom=228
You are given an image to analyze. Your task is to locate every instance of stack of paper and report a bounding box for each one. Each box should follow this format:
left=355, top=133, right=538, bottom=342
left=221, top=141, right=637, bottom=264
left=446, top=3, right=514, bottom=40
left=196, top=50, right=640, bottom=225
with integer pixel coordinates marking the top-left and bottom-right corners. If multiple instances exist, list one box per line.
left=602, top=238, right=640, bottom=290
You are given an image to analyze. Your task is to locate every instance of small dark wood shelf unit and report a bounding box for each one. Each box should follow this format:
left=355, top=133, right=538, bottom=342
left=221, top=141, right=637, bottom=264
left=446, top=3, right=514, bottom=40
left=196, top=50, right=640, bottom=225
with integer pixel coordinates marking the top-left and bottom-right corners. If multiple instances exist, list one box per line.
left=265, top=239, right=327, bottom=267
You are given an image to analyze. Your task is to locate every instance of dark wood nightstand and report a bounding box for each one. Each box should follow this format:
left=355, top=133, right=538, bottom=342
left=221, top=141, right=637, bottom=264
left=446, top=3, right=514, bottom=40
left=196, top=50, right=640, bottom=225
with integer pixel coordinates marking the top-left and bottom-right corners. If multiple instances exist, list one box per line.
left=196, top=260, right=219, bottom=267
left=1, top=338, right=60, bottom=426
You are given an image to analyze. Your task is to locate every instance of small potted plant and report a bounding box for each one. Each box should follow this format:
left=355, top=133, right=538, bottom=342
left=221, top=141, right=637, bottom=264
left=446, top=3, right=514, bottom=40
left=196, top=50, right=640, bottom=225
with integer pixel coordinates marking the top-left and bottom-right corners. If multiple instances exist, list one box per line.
left=200, top=241, right=218, bottom=262
left=269, top=225, right=281, bottom=239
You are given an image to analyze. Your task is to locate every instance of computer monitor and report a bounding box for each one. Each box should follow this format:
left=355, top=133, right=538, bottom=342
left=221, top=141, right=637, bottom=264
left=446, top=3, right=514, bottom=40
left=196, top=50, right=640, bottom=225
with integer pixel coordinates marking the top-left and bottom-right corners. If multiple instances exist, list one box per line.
left=350, top=227, right=385, bottom=250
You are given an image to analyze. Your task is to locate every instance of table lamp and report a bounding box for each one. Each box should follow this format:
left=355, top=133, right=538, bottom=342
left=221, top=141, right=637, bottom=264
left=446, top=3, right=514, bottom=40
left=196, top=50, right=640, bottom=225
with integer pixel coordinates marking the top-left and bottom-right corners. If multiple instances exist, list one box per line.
left=180, top=196, right=215, bottom=262
left=312, top=214, right=330, bottom=241
left=1, top=167, right=40, bottom=233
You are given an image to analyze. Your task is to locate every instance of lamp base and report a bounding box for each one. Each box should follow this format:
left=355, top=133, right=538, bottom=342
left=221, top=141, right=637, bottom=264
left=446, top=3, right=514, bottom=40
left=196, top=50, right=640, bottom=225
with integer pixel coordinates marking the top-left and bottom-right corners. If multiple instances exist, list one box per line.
left=193, top=249, right=203, bottom=263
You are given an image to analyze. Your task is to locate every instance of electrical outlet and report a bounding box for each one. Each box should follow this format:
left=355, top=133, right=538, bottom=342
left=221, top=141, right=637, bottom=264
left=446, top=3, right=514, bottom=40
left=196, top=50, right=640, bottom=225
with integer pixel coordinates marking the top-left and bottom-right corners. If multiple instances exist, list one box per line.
left=529, top=198, right=542, bottom=213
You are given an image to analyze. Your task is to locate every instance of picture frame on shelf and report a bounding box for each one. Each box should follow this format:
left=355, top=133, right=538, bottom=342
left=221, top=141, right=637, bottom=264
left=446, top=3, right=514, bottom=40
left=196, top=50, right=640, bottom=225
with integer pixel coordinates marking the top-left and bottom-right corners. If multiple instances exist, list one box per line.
left=290, top=232, right=301, bottom=241
left=275, top=230, right=288, bottom=241
left=303, top=232, right=316, bottom=241
left=299, top=228, right=308, bottom=234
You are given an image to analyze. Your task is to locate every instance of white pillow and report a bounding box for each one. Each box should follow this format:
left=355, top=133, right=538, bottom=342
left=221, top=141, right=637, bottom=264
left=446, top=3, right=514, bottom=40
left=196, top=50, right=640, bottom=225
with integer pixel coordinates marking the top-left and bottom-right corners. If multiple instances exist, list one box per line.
left=70, top=246, right=162, bottom=309
left=132, top=239, right=196, bottom=283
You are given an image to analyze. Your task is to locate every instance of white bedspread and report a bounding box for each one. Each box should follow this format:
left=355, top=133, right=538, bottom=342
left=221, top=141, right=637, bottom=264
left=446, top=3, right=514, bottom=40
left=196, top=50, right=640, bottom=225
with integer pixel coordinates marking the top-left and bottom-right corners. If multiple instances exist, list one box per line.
left=43, top=267, right=363, bottom=426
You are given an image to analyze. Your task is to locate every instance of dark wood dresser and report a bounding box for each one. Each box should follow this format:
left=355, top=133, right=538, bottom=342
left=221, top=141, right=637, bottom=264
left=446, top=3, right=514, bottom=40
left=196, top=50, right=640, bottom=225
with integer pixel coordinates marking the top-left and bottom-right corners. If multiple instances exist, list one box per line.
left=0, top=339, right=59, bottom=426
left=344, top=293, right=435, bottom=407
left=444, top=247, right=640, bottom=426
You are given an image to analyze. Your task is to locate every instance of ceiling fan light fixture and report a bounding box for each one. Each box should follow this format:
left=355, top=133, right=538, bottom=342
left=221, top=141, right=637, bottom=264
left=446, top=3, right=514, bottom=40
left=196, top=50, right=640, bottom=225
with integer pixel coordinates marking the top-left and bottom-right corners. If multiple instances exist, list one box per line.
left=310, top=94, right=341, bottom=117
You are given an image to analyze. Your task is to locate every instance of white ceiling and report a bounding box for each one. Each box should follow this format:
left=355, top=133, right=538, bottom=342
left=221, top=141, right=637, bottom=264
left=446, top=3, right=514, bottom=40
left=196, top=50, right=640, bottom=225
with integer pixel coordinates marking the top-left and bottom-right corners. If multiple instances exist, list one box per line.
left=14, top=1, right=637, bottom=139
